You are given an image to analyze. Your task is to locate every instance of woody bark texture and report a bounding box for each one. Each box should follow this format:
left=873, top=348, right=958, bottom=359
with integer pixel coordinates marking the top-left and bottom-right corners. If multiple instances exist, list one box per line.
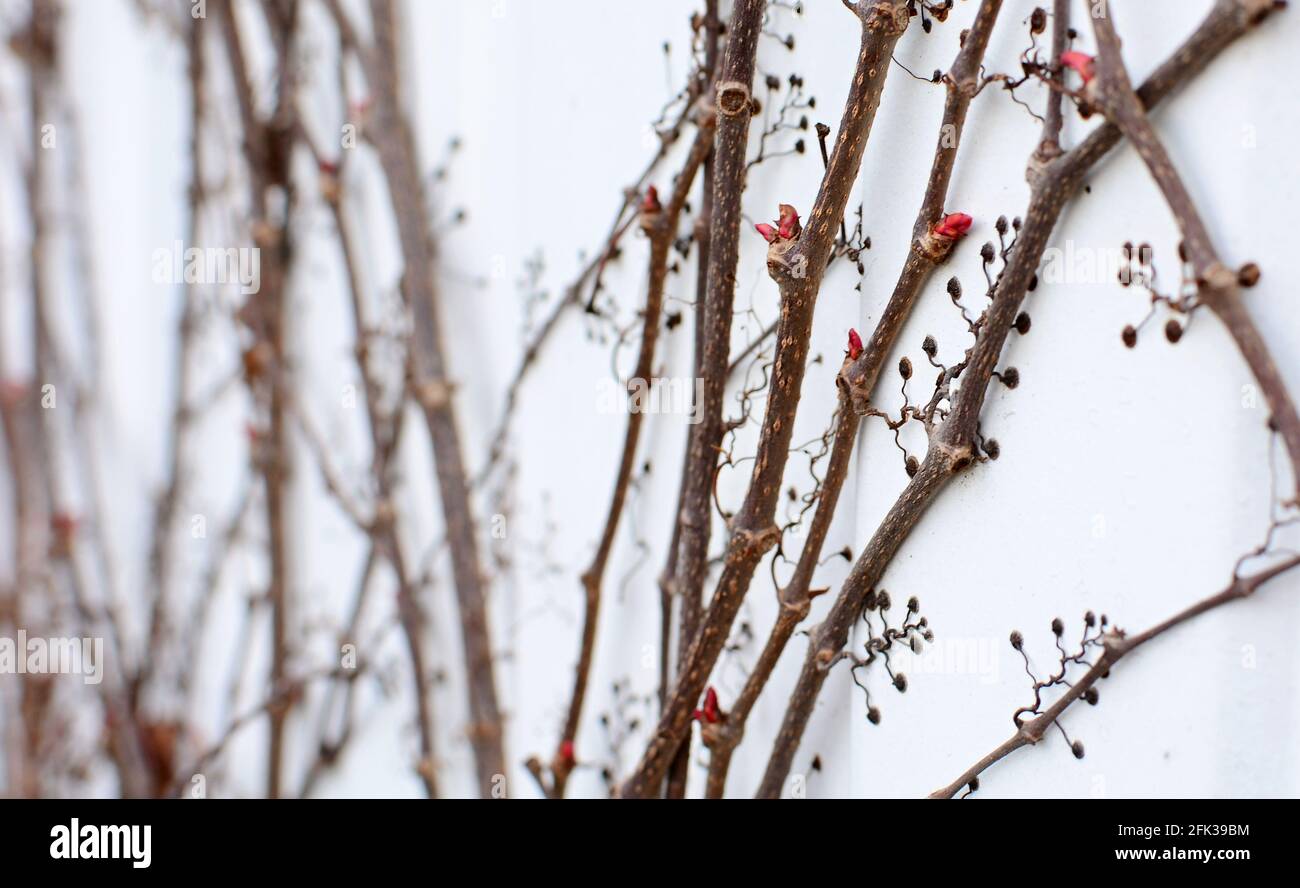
left=646, top=0, right=767, bottom=799
left=756, top=0, right=1281, bottom=798
left=535, top=114, right=714, bottom=800
left=354, top=0, right=506, bottom=796
left=930, top=553, right=1300, bottom=798
left=623, top=0, right=911, bottom=799
left=1086, top=0, right=1300, bottom=501
left=704, top=0, right=1005, bottom=799
left=216, top=0, right=301, bottom=800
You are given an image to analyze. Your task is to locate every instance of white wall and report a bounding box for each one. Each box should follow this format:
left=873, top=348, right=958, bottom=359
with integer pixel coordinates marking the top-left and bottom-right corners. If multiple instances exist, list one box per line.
left=8, top=0, right=1297, bottom=797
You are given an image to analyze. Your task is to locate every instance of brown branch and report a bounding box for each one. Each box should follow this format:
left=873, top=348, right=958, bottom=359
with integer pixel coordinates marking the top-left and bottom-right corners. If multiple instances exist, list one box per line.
left=664, top=0, right=722, bottom=802
left=627, top=0, right=768, bottom=800
left=930, top=554, right=1300, bottom=798
left=216, top=0, right=301, bottom=799
left=16, top=0, right=153, bottom=798
left=1086, top=0, right=1300, bottom=502
left=622, top=0, right=913, bottom=799
left=138, top=8, right=207, bottom=712
left=534, top=111, right=715, bottom=800
left=703, top=0, right=1008, bottom=801
left=755, top=0, right=1282, bottom=798
left=926, top=0, right=1300, bottom=804
left=331, top=0, right=506, bottom=796
left=296, top=49, right=441, bottom=796
left=169, top=665, right=358, bottom=798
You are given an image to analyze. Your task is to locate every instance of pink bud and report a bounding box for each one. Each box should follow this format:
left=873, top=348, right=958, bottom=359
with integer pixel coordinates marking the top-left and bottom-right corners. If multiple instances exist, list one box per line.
left=755, top=223, right=778, bottom=243
left=318, top=159, right=339, bottom=176
left=933, top=212, right=973, bottom=240
left=778, top=204, right=801, bottom=240
left=847, top=328, right=864, bottom=360
left=559, top=740, right=575, bottom=765
left=1060, top=51, right=1096, bottom=84
left=642, top=185, right=662, bottom=213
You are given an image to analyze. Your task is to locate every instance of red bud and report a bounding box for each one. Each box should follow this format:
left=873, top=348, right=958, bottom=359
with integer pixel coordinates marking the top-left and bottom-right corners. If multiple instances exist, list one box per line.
left=755, top=222, right=778, bottom=243
left=777, top=204, right=801, bottom=240
left=693, top=686, right=723, bottom=724
left=933, top=212, right=973, bottom=240
left=847, top=328, right=863, bottom=360
left=559, top=739, right=575, bottom=764
left=1060, top=51, right=1096, bottom=84
left=642, top=185, right=662, bottom=213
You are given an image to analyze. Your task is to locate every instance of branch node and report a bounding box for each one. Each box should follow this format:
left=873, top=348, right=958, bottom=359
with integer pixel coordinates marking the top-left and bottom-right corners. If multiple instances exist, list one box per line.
left=715, top=80, right=752, bottom=118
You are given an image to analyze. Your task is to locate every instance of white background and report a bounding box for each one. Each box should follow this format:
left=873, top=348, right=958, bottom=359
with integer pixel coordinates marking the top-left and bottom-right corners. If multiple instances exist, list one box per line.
left=1, top=0, right=1297, bottom=798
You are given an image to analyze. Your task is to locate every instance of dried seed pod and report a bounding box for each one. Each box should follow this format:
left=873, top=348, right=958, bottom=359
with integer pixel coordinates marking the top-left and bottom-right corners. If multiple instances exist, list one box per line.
left=984, top=438, right=1000, bottom=460
left=947, top=276, right=962, bottom=299
left=922, top=334, right=938, bottom=357
left=1030, top=7, right=1047, bottom=33
left=1122, top=325, right=1138, bottom=348
left=1165, top=319, right=1183, bottom=344
left=1071, top=740, right=1085, bottom=759
left=1010, top=630, right=1024, bottom=650
left=980, top=241, right=995, bottom=263
left=1000, top=367, right=1020, bottom=389
left=905, top=455, right=920, bottom=478
left=893, top=673, right=908, bottom=693
left=1238, top=262, right=1261, bottom=287
left=899, top=356, right=913, bottom=380
left=1014, top=312, right=1031, bottom=335
left=867, top=707, right=882, bottom=725
left=1051, top=617, right=1064, bottom=636
left=1084, top=687, right=1100, bottom=706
